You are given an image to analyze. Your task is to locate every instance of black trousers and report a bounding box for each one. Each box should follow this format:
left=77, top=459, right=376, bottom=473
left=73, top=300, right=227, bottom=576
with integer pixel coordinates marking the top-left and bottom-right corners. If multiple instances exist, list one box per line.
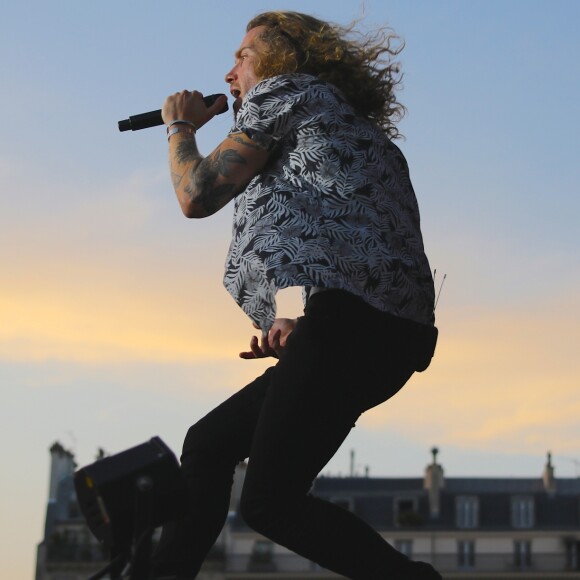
left=154, top=290, right=436, bottom=579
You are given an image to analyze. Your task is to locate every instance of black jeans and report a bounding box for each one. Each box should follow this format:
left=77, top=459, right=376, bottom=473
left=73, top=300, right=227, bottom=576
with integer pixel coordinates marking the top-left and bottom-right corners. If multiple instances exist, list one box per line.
left=154, top=290, right=436, bottom=579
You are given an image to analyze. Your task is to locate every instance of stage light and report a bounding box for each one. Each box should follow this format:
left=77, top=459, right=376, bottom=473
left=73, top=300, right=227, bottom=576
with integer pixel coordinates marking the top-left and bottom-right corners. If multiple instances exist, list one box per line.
left=74, top=437, right=186, bottom=579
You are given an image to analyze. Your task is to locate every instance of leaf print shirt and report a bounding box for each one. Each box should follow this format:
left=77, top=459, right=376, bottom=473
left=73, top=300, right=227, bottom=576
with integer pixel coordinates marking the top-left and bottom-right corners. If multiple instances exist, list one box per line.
left=224, top=74, right=435, bottom=333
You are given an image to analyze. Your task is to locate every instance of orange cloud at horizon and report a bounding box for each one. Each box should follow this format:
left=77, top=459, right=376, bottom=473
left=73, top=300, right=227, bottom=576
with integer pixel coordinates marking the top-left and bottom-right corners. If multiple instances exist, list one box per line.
left=0, top=247, right=305, bottom=365
left=0, top=280, right=249, bottom=363
left=362, top=292, right=580, bottom=455
left=2, top=160, right=578, bottom=460
left=3, top=267, right=578, bottom=459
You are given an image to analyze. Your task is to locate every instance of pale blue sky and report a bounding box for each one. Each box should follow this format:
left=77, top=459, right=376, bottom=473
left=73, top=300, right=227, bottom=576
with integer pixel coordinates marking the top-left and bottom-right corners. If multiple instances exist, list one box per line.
left=1, top=1, right=579, bottom=577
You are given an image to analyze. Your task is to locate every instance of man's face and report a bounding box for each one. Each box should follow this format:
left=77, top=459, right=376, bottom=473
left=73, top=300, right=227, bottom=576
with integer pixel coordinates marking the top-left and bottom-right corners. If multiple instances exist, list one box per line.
left=225, top=26, right=266, bottom=113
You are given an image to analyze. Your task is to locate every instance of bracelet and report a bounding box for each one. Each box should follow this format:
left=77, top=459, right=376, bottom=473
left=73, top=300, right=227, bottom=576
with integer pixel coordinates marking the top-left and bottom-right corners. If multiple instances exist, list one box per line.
left=167, top=126, right=196, bottom=141
left=167, top=119, right=198, bottom=132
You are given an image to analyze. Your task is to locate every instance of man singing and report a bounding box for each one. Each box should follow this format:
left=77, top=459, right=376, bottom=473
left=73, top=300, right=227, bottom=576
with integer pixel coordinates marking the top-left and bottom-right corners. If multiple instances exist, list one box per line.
left=155, top=11, right=441, bottom=579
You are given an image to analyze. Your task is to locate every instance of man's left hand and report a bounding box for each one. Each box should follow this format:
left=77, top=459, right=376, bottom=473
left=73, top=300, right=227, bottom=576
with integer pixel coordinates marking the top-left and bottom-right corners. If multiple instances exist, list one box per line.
left=239, top=318, right=297, bottom=359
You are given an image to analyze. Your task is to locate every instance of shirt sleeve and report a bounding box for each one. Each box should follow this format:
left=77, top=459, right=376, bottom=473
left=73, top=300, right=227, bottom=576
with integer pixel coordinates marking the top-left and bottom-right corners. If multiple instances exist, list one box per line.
left=232, top=75, right=308, bottom=152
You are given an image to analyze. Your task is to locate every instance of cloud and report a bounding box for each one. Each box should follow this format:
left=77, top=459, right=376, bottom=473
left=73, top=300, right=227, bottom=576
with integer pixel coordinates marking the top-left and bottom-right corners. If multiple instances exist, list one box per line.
left=361, top=291, right=580, bottom=455
left=0, top=254, right=303, bottom=365
left=0, top=275, right=249, bottom=363
left=0, top=158, right=255, bottom=363
left=2, top=153, right=578, bottom=464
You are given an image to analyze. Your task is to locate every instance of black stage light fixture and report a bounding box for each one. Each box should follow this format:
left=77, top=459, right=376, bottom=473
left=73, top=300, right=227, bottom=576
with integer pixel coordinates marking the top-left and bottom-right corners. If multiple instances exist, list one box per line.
left=74, top=436, right=186, bottom=553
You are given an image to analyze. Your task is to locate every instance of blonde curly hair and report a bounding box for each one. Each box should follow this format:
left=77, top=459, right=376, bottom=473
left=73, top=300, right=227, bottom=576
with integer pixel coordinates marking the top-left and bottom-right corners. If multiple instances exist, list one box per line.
left=247, top=11, right=406, bottom=139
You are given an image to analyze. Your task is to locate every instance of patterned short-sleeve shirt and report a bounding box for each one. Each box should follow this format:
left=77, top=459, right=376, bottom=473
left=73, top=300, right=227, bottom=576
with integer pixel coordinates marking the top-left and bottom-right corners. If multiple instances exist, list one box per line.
left=224, top=74, right=435, bottom=332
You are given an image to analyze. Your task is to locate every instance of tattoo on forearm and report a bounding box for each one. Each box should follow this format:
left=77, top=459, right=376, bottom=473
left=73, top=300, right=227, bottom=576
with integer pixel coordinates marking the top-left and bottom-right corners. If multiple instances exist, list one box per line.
left=171, top=135, right=252, bottom=215
left=208, top=149, right=247, bottom=178
left=185, top=181, right=238, bottom=215
left=184, top=148, right=246, bottom=214
left=175, top=137, right=202, bottom=164
left=171, top=170, right=184, bottom=189
left=229, top=133, right=265, bottom=151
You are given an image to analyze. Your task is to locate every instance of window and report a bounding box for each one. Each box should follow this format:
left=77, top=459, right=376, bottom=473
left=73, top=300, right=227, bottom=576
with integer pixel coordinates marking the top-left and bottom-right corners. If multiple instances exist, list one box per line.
left=456, top=496, right=479, bottom=528
left=249, top=540, right=275, bottom=571
left=394, top=497, right=421, bottom=527
left=331, top=497, right=354, bottom=512
left=394, top=540, right=413, bottom=558
left=514, top=540, right=531, bottom=569
left=511, top=496, right=534, bottom=528
left=68, top=500, right=80, bottom=518
left=251, top=540, right=273, bottom=561
left=457, top=540, right=475, bottom=569
left=566, top=540, right=580, bottom=571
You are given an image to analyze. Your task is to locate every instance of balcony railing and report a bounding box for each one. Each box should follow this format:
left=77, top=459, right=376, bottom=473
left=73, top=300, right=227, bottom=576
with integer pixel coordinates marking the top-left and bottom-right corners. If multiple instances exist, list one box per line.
left=46, top=543, right=108, bottom=563
left=224, top=552, right=580, bottom=575
left=43, top=544, right=580, bottom=575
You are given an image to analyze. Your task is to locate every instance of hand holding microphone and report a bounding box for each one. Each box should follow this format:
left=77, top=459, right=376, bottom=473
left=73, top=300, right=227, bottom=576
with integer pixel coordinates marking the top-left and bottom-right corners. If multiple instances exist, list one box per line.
left=162, top=90, right=229, bottom=130
left=118, top=92, right=229, bottom=132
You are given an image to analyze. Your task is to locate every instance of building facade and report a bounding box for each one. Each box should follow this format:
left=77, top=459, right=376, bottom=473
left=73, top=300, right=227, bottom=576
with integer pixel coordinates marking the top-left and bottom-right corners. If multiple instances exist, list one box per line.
left=222, top=450, right=580, bottom=579
left=35, top=443, right=109, bottom=580
left=36, top=444, right=580, bottom=579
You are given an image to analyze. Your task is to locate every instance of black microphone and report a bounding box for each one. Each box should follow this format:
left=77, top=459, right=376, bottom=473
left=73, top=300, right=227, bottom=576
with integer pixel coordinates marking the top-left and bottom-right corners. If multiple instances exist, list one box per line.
left=118, top=94, right=229, bottom=132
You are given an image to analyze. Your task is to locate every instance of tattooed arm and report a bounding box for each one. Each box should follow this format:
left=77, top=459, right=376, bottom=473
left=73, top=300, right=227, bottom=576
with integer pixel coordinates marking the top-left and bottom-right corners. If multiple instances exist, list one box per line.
left=168, top=130, right=270, bottom=218
left=161, top=89, right=270, bottom=218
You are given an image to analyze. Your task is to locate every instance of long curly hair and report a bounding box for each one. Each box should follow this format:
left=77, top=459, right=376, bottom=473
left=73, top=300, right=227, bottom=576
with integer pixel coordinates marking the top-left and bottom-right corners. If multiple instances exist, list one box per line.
left=247, top=11, right=406, bottom=139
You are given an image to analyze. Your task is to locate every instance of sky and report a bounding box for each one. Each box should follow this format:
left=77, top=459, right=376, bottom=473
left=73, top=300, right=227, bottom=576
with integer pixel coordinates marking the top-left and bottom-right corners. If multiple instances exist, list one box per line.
left=1, top=0, right=579, bottom=577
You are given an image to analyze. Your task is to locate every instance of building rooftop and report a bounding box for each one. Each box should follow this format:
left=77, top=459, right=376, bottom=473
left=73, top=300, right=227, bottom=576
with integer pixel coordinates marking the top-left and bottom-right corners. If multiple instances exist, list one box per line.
left=229, top=473, right=580, bottom=532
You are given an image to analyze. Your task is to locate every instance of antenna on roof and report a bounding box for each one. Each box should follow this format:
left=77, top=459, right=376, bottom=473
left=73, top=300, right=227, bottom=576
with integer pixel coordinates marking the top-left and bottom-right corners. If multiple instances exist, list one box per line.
left=433, top=269, right=447, bottom=312
left=557, top=455, right=580, bottom=477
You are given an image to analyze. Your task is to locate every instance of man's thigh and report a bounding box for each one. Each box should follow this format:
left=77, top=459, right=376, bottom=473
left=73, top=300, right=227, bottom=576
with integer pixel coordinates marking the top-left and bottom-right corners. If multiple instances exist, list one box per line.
left=181, top=366, right=274, bottom=465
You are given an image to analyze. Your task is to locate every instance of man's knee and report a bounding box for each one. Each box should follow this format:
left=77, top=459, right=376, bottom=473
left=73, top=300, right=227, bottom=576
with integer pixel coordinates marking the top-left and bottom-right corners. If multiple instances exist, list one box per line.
left=181, top=421, right=240, bottom=485
left=239, top=486, right=293, bottom=537
left=240, top=491, right=272, bottom=535
left=182, top=419, right=210, bottom=454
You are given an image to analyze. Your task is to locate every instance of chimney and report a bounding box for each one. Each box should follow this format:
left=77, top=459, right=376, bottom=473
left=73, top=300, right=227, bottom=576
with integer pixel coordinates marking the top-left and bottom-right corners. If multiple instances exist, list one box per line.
left=542, top=451, right=556, bottom=494
left=48, top=442, right=76, bottom=502
left=424, top=447, right=445, bottom=518
left=229, top=461, right=247, bottom=512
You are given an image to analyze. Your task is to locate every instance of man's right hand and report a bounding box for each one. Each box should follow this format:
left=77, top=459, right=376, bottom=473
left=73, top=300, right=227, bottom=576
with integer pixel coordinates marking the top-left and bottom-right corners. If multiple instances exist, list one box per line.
left=162, top=90, right=227, bottom=129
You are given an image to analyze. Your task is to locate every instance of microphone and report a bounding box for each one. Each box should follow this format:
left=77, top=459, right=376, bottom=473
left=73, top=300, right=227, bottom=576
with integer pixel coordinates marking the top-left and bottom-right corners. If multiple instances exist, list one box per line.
left=118, top=94, right=229, bottom=132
